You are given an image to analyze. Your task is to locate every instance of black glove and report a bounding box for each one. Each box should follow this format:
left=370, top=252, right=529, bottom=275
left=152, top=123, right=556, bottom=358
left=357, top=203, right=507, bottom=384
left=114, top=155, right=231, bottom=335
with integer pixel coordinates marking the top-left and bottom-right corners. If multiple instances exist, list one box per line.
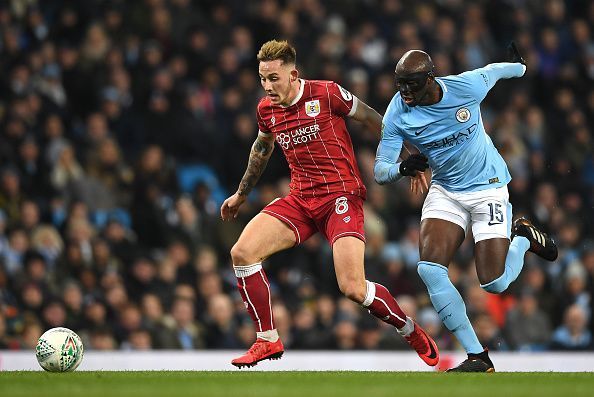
left=507, top=41, right=526, bottom=65
left=399, top=154, right=429, bottom=176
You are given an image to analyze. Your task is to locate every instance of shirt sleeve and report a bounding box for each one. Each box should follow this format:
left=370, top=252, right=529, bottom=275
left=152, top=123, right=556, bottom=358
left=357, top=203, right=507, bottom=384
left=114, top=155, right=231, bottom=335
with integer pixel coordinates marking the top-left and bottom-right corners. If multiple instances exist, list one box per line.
left=374, top=116, right=404, bottom=185
left=256, top=103, right=271, bottom=135
left=457, top=62, right=526, bottom=102
left=327, top=82, right=358, bottom=117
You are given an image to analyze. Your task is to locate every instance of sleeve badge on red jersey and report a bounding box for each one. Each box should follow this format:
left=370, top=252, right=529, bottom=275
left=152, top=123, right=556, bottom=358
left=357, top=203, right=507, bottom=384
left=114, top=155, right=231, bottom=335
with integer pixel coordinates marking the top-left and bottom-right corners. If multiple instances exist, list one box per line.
left=305, top=100, right=320, bottom=117
left=337, top=85, right=353, bottom=101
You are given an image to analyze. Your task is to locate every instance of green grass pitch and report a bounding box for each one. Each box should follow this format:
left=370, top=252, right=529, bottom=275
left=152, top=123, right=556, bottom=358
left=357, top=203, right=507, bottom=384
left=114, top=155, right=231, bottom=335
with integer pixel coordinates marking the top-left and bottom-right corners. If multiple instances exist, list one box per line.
left=1, top=371, right=593, bottom=397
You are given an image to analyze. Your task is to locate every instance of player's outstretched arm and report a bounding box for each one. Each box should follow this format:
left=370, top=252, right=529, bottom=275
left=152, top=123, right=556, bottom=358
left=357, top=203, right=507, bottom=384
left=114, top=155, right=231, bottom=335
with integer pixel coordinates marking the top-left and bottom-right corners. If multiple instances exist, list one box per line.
left=220, top=132, right=275, bottom=221
left=350, top=100, right=383, bottom=137
left=459, top=43, right=527, bottom=102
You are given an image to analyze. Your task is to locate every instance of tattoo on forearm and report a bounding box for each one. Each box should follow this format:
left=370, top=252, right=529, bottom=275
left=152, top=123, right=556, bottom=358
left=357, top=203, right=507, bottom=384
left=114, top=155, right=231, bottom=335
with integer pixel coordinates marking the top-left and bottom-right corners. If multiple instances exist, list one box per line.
left=237, top=137, right=274, bottom=196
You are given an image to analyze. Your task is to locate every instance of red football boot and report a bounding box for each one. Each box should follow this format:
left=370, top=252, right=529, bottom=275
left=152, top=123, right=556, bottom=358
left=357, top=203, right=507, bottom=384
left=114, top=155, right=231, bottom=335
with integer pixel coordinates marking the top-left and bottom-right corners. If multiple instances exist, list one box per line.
left=404, top=322, right=440, bottom=366
left=231, top=338, right=284, bottom=368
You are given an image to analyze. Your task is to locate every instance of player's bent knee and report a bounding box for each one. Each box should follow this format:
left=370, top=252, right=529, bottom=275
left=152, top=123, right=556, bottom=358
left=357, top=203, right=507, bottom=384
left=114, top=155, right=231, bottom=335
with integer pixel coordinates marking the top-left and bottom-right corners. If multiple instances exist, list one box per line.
left=339, top=282, right=366, bottom=304
left=230, top=243, right=255, bottom=266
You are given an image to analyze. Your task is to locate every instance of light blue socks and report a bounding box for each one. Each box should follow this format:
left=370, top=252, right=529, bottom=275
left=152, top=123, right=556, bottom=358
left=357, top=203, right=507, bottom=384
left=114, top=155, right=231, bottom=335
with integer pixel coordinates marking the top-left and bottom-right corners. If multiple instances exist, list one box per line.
left=417, top=261, right=483, bottom=354
left=480, top=236, right=530, bottom=293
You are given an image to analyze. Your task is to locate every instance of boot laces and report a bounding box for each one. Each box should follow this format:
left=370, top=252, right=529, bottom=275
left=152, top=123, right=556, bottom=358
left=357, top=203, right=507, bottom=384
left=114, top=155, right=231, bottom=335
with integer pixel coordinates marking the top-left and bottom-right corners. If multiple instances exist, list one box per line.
left=247, top=340, right=269, bottom=357
left=406, top=330, right=428, bottom=354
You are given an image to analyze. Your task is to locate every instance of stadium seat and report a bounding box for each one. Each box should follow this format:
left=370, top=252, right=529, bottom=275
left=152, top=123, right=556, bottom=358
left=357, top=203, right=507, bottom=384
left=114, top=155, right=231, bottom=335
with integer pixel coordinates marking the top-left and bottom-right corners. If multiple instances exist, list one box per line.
left=176, top=163, right=228, bottom=205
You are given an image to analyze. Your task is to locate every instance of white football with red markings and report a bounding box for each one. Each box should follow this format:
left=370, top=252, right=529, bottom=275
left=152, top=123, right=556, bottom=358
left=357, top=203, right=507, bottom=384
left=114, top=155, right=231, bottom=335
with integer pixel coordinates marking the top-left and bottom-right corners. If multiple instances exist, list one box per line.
left=35, top=327, right=84, bottom=372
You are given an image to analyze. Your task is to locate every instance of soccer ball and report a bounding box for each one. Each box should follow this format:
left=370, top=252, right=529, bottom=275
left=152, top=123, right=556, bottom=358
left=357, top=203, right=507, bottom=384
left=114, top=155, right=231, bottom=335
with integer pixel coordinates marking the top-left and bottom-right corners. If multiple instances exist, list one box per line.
left=35, top=327, right=84, bottom=372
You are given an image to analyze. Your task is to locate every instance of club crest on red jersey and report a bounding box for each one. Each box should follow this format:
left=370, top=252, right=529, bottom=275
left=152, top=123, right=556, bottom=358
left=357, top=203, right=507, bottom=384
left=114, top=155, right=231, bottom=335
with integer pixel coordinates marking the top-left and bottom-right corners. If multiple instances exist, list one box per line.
left=305, top=100, right=320, bottom=117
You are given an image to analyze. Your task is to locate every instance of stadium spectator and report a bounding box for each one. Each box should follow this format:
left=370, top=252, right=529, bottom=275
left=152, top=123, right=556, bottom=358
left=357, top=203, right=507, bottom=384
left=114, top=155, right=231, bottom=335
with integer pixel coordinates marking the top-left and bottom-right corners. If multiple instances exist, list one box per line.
left=550, top=304, right=594, bottom=350
left=473, top=312, right=509, bottom=351
left=203, top=293, right=242, bottom=349
left=20, top=319, right=43, bottom=349
left=61, top=281, right=84, bottom=330
left=155, top=297, right=204, bottom=349
left=504, top=288, right=552, bottom=351
left=125, top=328, right=154, bottom=350
left=88, top=327, right=117, bottom=350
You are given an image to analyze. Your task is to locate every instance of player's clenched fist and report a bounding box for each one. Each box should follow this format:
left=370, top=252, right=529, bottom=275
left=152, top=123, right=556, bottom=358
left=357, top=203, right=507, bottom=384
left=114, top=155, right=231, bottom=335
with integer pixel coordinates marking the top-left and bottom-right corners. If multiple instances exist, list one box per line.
left=400, top=153, right=429, bottom=176
left=220, top=193, right=246, bottom=221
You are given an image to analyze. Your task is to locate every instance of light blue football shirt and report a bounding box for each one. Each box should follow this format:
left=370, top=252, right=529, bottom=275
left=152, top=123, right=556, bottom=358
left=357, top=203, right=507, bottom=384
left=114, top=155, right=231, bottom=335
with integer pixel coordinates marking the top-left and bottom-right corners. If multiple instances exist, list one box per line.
left=375, top=62, right=526, bottom=192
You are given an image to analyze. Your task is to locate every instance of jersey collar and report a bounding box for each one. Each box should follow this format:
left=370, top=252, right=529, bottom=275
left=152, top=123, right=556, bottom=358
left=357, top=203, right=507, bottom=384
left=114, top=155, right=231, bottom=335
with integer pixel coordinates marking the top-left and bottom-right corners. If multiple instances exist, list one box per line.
left=435, top=78, right=447, bottom=103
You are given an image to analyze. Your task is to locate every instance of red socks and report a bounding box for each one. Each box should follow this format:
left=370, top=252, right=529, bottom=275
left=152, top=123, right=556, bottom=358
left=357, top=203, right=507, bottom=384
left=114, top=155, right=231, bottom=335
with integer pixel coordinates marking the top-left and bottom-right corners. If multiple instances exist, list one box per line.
left=235, top=263, right=274, bottom=332
left=363, top=281, right=408, bottom=329
left=235, top=266, right=408, bottom=334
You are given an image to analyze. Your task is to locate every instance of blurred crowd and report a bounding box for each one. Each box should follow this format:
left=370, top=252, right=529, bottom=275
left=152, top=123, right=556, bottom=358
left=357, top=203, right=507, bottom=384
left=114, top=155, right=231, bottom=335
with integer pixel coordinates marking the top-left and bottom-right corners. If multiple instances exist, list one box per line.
left=0, top=0, right=593, bottom=353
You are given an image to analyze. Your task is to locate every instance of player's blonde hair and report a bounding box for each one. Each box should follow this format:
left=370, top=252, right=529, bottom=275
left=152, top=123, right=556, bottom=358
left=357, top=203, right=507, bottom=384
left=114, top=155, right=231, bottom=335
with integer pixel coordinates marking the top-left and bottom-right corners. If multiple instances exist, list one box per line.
left=257, top=40, right=296, bottom=65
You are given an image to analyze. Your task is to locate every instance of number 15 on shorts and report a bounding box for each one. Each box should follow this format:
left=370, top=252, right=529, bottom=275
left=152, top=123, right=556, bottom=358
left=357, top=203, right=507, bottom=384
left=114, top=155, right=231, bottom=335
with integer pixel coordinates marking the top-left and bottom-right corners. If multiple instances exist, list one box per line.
left=488, top=202, right=503, bottom=226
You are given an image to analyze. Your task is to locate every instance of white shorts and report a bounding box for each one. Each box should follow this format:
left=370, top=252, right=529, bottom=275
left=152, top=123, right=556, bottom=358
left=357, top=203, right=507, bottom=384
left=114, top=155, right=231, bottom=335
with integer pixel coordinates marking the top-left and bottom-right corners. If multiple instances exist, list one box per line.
left=421, top=184, right=512, bottom=242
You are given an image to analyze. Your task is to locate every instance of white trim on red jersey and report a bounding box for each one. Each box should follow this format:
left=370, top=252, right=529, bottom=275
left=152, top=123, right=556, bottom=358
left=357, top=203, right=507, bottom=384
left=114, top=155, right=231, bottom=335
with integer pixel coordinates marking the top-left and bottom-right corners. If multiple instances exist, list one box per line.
left=281, top=78, right=305, bottom=108
left=347, top=96, right=359, bottom=117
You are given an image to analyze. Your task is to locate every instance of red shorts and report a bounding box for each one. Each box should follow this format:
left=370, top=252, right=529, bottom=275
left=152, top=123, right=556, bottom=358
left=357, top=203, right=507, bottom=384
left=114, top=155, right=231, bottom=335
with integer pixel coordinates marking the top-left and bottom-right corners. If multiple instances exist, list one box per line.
left=261, top=192, right=365, bottom=246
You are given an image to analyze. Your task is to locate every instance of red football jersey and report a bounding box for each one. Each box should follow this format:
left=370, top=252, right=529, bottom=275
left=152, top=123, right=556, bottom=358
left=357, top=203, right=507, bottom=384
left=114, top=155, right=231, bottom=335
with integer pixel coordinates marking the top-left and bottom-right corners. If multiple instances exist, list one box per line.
left=257, top=79, right=366, bottom=199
